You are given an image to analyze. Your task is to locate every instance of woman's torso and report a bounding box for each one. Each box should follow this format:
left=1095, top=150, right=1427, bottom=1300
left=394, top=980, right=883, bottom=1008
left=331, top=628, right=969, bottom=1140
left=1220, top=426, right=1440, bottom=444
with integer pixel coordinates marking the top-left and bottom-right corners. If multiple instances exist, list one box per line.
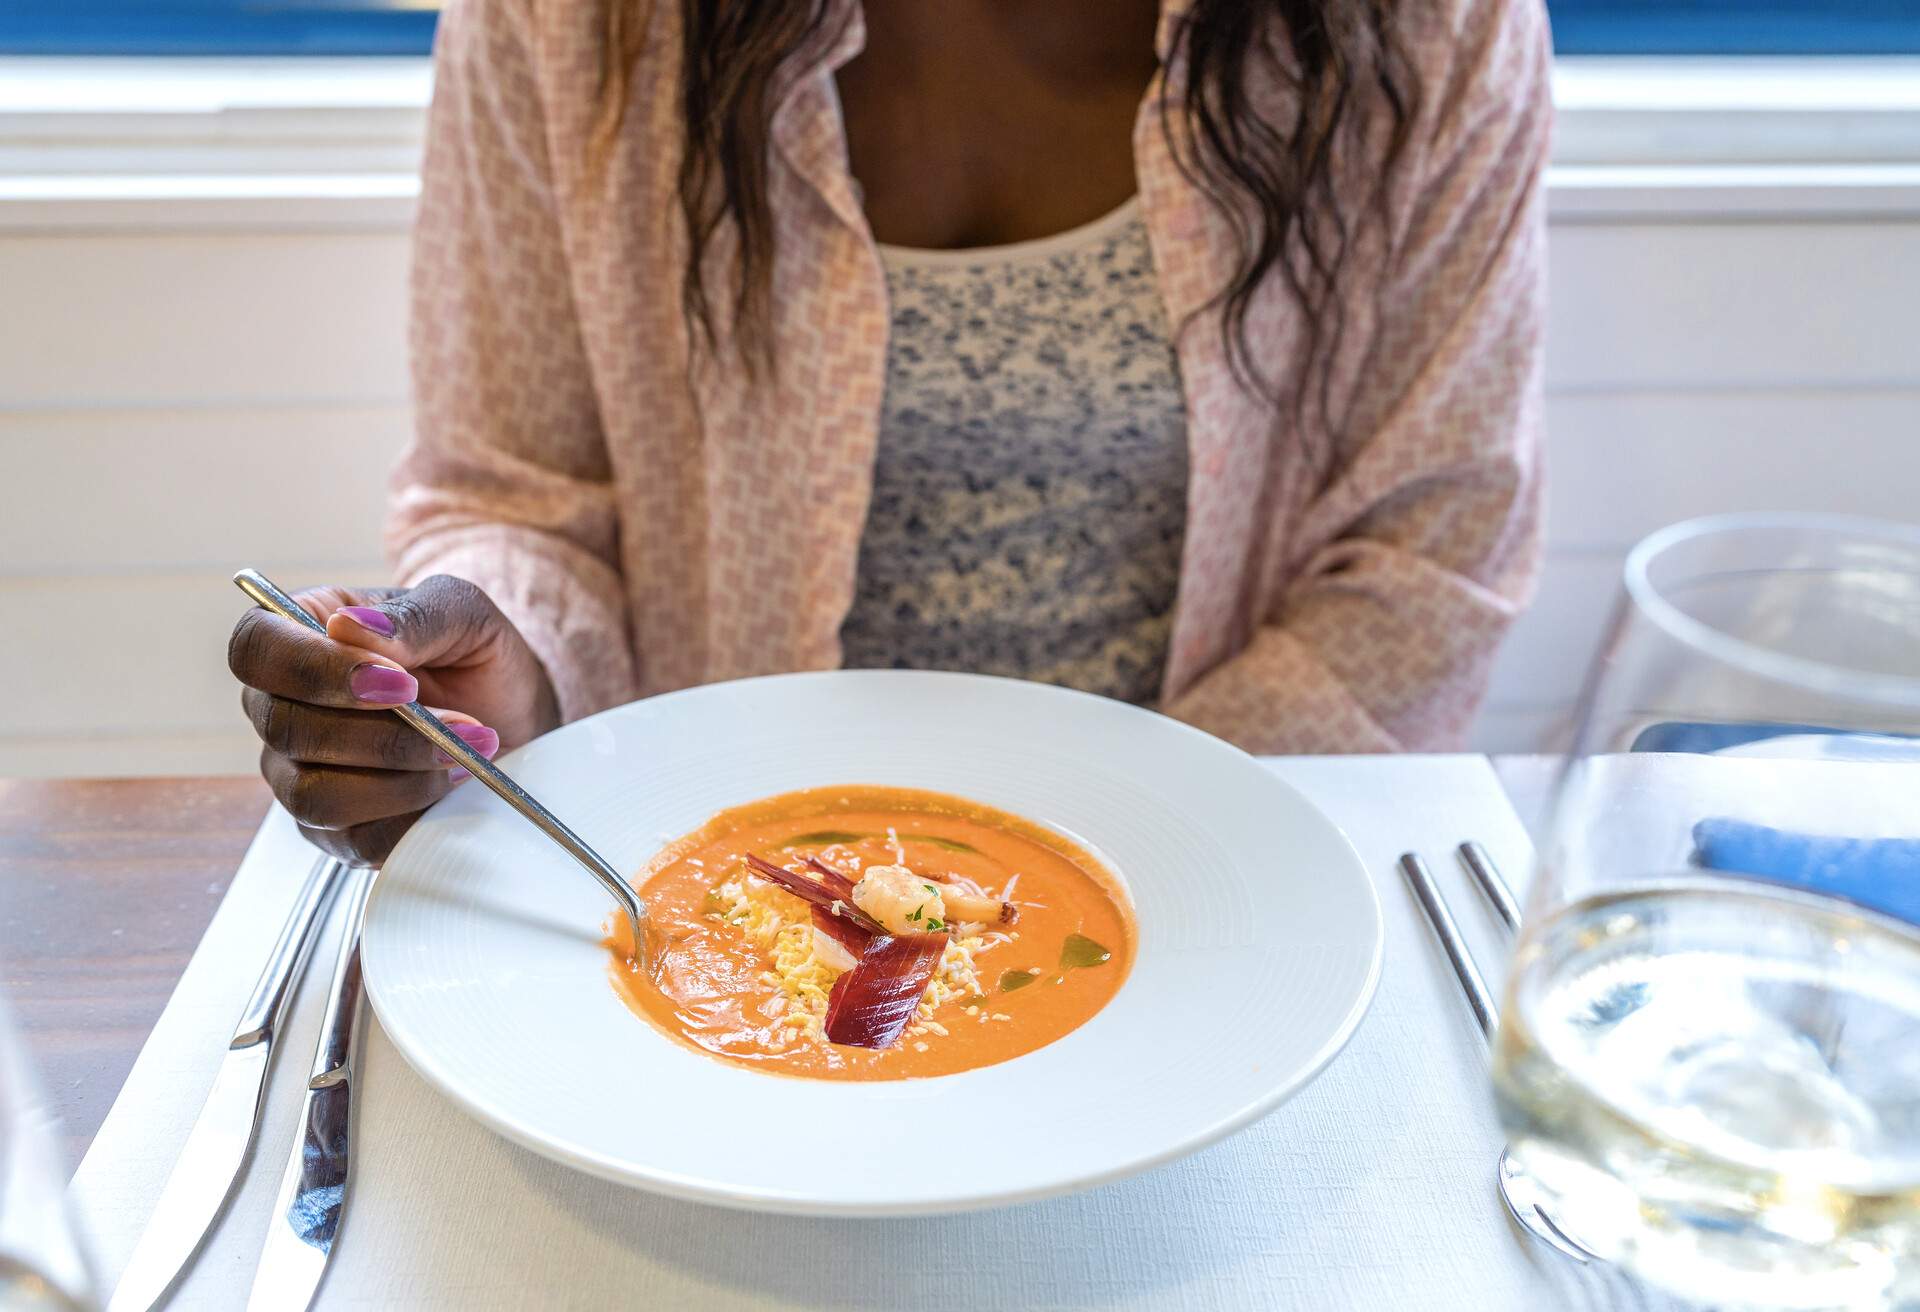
left=394, top=0, right=1549, bottom=752
left=446, top=0, right=1354, bottom=699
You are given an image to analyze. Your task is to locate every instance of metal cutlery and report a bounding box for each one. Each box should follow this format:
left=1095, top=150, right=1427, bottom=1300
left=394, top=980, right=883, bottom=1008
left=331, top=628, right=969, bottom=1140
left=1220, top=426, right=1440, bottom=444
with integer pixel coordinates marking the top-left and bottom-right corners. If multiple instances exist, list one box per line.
left=231, top=568, right=649, bottom=968
left=1458, top=839, right=1521, bottom=933
left=1395, top=850, right=1601, bottom=1266
left=107, top=856, right=347, bottom=1312
left=247, top=862, right=375, bottom=1312
left=1442, top=842, right=1655, bottom=1294
left=1399, top=852, right=1502, bottom=1041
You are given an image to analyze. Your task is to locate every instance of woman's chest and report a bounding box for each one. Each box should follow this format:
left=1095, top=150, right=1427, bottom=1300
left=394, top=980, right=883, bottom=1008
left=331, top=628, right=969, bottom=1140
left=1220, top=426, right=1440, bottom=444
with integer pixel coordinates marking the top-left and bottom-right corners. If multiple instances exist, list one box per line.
left=832, top=0, right=1159, bottom=250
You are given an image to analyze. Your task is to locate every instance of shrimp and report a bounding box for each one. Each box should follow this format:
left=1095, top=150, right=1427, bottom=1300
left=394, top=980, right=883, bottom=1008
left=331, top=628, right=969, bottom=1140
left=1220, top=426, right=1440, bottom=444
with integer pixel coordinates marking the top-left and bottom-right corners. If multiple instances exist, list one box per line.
left=851, top=863, right=1018, bottom=935
left=939, top=885, right=1017, bottom=927
left=851, top=864, right=947, bottom=935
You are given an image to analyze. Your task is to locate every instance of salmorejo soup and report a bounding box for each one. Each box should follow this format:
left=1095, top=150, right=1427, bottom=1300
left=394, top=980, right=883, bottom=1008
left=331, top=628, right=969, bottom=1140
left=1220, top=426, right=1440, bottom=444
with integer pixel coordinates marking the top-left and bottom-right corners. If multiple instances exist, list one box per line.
left=608, top=785, right=1134, bottom=1080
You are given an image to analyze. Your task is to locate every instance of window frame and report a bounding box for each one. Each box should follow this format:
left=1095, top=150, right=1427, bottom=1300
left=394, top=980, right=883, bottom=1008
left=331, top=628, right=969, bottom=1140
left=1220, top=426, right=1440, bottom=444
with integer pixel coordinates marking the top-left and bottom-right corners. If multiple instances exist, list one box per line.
left=3, top=54, right=1920, bottom=232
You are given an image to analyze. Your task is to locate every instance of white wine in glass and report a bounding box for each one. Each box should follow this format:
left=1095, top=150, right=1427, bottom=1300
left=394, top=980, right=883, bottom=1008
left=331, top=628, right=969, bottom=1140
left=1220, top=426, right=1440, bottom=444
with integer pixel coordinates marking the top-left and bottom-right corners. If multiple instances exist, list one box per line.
left=1493, top=514, right=1920, bottom=1310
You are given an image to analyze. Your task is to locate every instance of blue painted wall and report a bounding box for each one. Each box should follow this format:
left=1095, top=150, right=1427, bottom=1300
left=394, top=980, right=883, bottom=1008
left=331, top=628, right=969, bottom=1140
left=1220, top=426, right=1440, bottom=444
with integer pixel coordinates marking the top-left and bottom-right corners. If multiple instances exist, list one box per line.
left=0, top=2, right=438, bottom=56
left=1552, top=0, right=1920, bottom=54
left=0, top=1, right=1915, bottom=60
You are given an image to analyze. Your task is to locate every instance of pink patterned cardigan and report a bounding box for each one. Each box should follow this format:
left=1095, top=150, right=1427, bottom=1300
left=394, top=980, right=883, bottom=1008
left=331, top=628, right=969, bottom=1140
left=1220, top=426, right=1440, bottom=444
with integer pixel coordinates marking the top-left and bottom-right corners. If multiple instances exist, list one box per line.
left=391, top=0, right=1551, bottom=753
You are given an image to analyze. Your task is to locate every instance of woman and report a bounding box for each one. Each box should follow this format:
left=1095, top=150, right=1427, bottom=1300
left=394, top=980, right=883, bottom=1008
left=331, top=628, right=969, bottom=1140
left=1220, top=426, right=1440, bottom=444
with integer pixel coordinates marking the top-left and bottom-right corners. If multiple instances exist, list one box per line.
left=230, top=0, right=1550, bottom=864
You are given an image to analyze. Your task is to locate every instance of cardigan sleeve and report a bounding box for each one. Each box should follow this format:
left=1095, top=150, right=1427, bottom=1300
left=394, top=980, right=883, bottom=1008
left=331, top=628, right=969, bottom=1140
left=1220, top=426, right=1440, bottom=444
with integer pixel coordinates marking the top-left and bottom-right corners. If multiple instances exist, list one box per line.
left=1162, top=0, right=1551, bottom=754
left=386, top=0, right=637, bottom=723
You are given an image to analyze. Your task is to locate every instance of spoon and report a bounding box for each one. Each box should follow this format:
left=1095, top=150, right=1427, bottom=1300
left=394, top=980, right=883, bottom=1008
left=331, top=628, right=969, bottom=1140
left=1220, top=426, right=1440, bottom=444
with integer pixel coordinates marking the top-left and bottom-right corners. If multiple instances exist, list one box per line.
left=232, top=569, right=648, bottom=969
left=1497, top=1147, right=1598, bottom=1264
left=1451, top=844, right=1600, bottom=1263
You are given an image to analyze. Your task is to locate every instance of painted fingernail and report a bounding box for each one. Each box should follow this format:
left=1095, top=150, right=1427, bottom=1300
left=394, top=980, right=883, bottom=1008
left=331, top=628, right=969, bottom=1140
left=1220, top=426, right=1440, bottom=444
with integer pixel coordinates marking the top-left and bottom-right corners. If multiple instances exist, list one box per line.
left=435, top=723, right=499, bottom=767
left=336, top=605, right=395, bottom=638
left=349, top=663, right=417, bottom=705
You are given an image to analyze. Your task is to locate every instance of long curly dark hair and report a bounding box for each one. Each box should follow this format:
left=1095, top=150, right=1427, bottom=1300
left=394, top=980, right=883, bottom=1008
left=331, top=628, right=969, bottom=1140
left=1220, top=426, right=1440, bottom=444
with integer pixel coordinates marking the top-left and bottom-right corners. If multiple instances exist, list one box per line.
left=597, top=1, right=1420, bottom=426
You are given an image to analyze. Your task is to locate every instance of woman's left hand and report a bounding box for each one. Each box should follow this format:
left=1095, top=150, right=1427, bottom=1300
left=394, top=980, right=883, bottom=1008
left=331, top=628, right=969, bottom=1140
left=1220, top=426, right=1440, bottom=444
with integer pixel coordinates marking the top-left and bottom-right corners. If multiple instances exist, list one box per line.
left=229, top=574, right=560, bottom=864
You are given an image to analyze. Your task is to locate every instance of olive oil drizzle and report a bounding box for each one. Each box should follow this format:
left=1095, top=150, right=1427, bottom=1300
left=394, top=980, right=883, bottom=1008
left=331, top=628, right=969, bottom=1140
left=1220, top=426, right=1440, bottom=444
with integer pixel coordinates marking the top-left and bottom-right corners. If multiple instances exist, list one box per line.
left=999, top=933, right=1114, bottom=993
left=781, top=830, right=982, bottom=856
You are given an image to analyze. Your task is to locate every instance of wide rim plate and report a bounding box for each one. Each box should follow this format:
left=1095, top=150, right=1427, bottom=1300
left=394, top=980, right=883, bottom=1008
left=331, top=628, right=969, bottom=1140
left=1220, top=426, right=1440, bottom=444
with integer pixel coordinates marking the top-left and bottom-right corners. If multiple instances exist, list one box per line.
left=363, top=671, right=1382, bottom=1215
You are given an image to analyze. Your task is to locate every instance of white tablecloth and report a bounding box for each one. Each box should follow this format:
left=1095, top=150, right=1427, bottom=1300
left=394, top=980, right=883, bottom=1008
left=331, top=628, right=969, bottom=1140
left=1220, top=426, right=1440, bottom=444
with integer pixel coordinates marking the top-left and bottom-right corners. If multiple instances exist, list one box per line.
left=68, top=756, right=1647, bottom=1310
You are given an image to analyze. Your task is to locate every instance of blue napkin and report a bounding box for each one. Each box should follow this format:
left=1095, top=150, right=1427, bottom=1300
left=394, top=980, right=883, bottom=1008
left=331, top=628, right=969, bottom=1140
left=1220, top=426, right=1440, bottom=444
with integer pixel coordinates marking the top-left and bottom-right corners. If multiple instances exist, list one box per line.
left=1692, top=818, right=1920, bottom=926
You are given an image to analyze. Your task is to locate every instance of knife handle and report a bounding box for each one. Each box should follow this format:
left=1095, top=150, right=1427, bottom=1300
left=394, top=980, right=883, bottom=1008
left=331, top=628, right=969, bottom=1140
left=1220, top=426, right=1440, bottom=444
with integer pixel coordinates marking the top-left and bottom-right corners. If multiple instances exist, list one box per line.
left=231, top=856, right=346, bottom=1050
left=311, top=865, right=375, bottom=1087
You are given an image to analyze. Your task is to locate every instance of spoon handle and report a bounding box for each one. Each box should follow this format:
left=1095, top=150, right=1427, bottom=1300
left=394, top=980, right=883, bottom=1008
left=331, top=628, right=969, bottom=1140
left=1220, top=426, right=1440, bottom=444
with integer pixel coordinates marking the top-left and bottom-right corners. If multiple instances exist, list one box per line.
left=231, top=570, right=648, bottom=952
left=1456, top=841, right=1522, bottom=935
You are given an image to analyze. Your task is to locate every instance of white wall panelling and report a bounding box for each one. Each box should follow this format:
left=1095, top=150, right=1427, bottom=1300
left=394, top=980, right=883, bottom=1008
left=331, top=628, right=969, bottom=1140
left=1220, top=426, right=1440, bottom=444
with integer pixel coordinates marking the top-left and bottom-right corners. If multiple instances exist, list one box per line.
left=1478, top=389, right=1920, bottom=751
left=0, top=405, right=408, bottom=572
left=4, top=173, right=1918, bottom=773
left=1543, top=222, right=1920, bottom=390
left=1538, top=389, right=1920, bottom=550
left=0, top=570, right=382, bottom=744
left=1475, top=214, right=1920, bottom=754
left=0, top=232, right=410, bottom=409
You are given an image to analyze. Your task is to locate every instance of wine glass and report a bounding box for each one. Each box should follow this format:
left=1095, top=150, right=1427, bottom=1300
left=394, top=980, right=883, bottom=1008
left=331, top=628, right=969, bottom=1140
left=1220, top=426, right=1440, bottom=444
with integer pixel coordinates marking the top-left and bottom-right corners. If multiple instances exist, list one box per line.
left=1492, top=513, right=1920, bottom=1310
left=0, top=990, right=96, bottom=1310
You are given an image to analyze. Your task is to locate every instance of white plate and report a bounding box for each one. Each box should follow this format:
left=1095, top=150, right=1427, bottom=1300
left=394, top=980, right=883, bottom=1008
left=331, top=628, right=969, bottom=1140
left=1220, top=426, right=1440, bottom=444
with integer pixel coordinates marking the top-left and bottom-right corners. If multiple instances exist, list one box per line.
left=363, top=671, right=1382, bottom=1215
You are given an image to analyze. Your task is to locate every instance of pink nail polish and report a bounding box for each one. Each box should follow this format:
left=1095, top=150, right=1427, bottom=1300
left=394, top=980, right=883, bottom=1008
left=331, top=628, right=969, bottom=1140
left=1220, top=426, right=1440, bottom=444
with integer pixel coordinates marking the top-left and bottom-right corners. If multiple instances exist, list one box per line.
left=337, top=605, right=395, bottom=638
left=349, top=663, right=417, bottom=705
left=434, top=723, right=499, bottom=766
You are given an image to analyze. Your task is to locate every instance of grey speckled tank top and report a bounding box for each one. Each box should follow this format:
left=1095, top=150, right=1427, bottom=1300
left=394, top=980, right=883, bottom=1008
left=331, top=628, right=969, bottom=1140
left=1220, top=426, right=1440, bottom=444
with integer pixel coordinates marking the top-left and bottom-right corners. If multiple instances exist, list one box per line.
left=837, top=197, right=1190, bottom=705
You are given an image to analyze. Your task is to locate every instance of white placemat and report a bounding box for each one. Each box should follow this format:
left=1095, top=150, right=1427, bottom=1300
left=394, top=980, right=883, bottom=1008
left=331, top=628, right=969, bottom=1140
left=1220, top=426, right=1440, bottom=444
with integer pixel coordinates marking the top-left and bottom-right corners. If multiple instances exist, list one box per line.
left=68, top=756, right=1629, bottom=1310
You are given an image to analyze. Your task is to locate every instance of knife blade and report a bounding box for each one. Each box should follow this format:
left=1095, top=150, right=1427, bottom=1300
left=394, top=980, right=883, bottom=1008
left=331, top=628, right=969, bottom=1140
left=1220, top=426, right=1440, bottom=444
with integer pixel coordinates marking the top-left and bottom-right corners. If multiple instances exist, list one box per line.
left=247, top=862, right=374, bottom=1312
left=108, top=854, right=346, bottom=1312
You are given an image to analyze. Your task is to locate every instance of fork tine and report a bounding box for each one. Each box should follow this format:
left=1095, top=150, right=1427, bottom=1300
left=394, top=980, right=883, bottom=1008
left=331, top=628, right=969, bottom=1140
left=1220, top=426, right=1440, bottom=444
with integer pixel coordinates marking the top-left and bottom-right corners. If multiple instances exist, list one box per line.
left=1397, top=853, right=1500, bottom=1041
left=1457, top=841, right=1523, bottom=934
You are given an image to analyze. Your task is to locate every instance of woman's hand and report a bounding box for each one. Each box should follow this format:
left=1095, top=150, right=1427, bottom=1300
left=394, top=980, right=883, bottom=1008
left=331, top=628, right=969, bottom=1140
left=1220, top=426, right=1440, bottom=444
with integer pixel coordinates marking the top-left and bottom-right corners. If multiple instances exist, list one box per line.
left=228, top=574, right=561, bottom=865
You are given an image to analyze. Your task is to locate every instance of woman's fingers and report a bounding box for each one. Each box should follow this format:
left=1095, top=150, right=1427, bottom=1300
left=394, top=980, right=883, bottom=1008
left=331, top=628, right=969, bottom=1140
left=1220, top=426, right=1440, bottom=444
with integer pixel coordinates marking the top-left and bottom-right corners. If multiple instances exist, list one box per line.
left=322, top=573, right=506, bottom=670
left=229, top=607, right=418, bottom=710
left=297, top=810, right=427, bottom=867
left=290, top=583, right=403, bottom=630
left=261, top=747, right=456, bottom=832
left=241, top=689, right=499, bottom=770
left=234, top=578, right=518, bottom=866
left=233, top=575, right=537, bottom=866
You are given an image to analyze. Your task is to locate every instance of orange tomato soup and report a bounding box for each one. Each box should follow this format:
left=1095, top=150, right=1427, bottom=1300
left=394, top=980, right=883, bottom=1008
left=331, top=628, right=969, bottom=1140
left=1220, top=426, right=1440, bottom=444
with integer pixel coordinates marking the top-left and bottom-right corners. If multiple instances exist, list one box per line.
left=608, top=785, right=1134, bottom=1079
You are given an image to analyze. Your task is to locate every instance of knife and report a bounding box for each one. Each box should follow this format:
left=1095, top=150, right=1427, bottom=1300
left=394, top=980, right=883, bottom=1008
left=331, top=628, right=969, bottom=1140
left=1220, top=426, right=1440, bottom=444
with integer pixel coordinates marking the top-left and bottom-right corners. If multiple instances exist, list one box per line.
left=246, top=862, right=375, bottom=1312
left=108, top=854, right=346, bottom=1312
